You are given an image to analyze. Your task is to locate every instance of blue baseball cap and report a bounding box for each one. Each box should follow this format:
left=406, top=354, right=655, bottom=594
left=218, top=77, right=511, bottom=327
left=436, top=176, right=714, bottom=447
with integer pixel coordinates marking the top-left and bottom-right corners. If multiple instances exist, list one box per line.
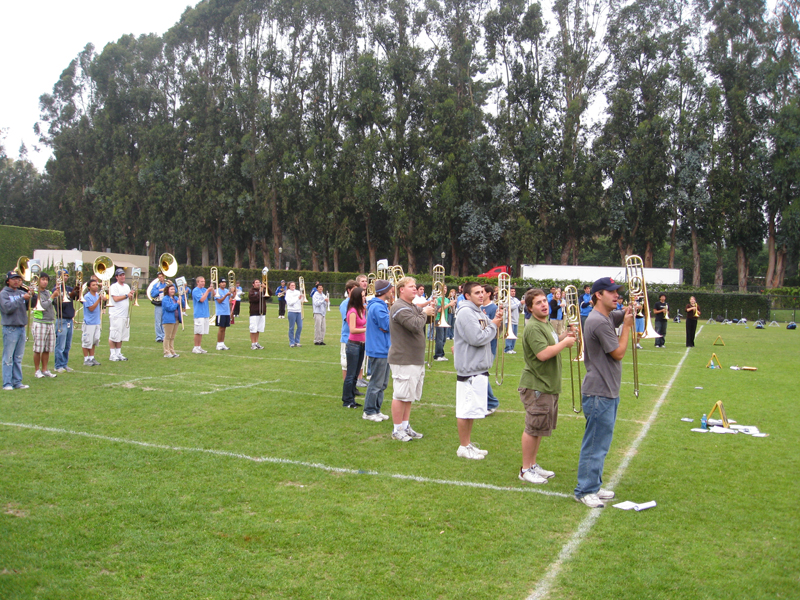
left=591, top=277, right=623, bottom=295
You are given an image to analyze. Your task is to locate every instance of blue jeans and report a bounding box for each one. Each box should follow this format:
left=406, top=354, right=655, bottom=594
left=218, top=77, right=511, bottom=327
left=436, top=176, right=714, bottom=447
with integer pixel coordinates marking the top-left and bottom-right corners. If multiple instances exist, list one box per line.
left=575, top=394, right=620, bottom=498
left=2, top=325, right=26, bottom=388
left=504, top=324, right=518, bottom=352
left=288, top=312, right=303, bottom=345
left=434, top=325, right=447, bottom=358
left=447, top=313, right=455, bottom=339
left=342, top=341, right=365, bottom=405
left=54, top=318, right=74, bottom=369
left=154, top=305, right=164, bottom=341
left=363, top=357, right=390, bottom=414
left=487, top=380, right=499, bottom=410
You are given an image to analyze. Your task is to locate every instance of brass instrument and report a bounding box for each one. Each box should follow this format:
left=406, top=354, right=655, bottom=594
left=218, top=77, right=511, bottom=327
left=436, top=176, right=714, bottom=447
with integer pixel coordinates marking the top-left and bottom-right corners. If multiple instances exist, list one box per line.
left=74, top=261, right=84, bottom=330
left=376, top=259, right=389, bottom=282
left=13, top=256, right=32, bottom=288
left=494, top=272, right=516, bottom=385
left=25, top=259, right=41, bottom=339
left=176, top=276, right=188, bottom=331
left=228, top=270, right=236, bottom=310
left=93, top=255, right=114, bottom=324
left=564, top=285, right=585, bottom=414
left=298, top=276, right=307, bottom=303
left=54, top=260, right=65, bottom=332
left=625, top=254, right=662, bottom=398
left=210, top=267, right=219, bottom=290
left=390, top=265, right=405, bottom=296
left=261, top=267, right=270, bottom=297
left=127, top=268, right=141, bottom=327
left=366, top=273, right=376, bottom=299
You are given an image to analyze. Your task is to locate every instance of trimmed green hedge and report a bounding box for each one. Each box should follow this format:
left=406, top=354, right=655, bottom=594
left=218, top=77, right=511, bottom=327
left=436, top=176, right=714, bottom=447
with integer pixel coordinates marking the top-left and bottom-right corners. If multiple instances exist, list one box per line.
left=0, top=224, right=66, bottom=274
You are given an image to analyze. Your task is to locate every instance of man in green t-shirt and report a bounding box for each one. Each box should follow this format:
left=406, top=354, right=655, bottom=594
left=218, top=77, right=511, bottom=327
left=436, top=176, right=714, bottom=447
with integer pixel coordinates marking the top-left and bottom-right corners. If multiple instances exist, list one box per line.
left=518, top=288, right=576, bottom=484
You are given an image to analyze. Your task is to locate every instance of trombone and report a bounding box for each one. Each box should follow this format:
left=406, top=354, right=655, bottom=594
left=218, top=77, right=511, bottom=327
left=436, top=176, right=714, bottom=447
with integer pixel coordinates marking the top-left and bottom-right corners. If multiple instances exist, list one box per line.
left=127, top=268, right=141, bottom=328
left=262, top=267, right=270, bottom=297
left=74, top=261, right=84, bottom=331
left=625, top=255, right=662, bottom=398
left=210, top=267, right=219, bottom=290
left=426, top=265, right=450, bottom=367
left=564, top=285, right=586, bottom=413
left=27, top=261, right=42, bottom=341
left=228, top=270, right=237, bottom=312
left=494, top=272, right=516, bottom=385
left=298, top=276, right=307, bottom=303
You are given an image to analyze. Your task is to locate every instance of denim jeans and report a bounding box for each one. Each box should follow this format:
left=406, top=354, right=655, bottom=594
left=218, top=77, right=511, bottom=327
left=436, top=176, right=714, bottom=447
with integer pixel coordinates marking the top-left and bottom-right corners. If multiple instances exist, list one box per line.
left=54, top=318, right=74, bottom=369
left=2, top=325, right=26, bottom=388
left=504, top=324, right=518, bottom=352
left=342, top=341, right=365, bottom=405
left=363, top=357, right=390, bottom=414
left=434, top=325, right=447, bottom=358
left=447, top=313, right=455, bottom=339
left=487, top=380, right=499, bottom=410
left=288, top=312, right=303, bottom=345
left=154, top=305, right=164, bottom=341
left=575, top=394, right=620, bottom=498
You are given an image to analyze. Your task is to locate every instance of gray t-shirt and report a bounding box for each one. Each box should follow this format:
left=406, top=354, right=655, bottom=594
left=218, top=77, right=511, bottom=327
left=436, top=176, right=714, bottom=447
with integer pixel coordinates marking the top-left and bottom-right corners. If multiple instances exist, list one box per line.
left=581, top=309, right=625, bottom=399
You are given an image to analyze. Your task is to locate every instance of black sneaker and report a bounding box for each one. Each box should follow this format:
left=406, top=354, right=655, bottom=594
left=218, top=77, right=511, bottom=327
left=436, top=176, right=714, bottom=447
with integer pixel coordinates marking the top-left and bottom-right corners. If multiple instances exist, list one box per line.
left=354, top=389, right=363, bottom=396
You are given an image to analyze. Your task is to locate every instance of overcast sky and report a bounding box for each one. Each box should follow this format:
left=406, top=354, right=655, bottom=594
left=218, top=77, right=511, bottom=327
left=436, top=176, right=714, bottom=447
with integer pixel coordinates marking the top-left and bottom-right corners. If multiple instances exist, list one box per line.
left=0, top=0, right=195, bottom=171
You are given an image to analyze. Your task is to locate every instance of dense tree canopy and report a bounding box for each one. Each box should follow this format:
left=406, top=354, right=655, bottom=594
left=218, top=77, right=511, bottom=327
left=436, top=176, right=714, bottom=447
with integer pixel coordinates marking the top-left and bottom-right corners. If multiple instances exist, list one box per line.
left=1, top=0, right=798, bottom=289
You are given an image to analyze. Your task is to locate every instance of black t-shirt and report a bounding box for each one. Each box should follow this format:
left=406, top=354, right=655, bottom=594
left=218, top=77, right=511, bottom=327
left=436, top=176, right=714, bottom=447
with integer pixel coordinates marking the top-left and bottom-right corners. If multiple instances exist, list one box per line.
left=654, top=301, right=667, bottom=322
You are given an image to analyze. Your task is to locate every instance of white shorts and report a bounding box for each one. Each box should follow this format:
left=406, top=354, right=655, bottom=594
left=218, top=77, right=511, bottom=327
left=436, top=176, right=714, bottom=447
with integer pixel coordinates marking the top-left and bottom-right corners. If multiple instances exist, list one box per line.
left=109, top=317, right=130, bottom=343
left=194, top=317, right=210, bottom=335
left=390, top=363, right=425, bottom=402
left=82, top=324, right=101, bottom=348
left=249, top=315, right=265, bottom=333
left=340, top=342, right=347, bottom=369
left=456, top=374, right=489, bottom=419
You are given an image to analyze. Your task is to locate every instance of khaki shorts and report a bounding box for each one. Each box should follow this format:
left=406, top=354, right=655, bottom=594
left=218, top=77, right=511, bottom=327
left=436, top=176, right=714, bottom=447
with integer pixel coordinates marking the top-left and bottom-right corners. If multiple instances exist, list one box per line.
left=81, top=324, right=101, bottom=349
left=194, top=317, right=210, bottom=335
left=109, top=317, right=130, bottom=342
left=32, top=321, right=56, bottom=353
left=391, top=363, right=425, bottom=402
left=519, top=388, right=558, bottom=437
left=456, top=374, right=488, bottom=419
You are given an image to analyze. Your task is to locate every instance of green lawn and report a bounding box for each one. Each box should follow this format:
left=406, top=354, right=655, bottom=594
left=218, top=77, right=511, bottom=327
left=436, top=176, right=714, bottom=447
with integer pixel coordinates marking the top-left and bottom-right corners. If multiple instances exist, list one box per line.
left=1, top=308, right=797, bottom=599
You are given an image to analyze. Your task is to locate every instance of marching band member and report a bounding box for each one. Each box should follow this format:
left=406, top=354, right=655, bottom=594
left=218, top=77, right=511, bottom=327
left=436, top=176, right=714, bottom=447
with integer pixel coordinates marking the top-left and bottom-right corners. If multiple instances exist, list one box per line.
left=275, top=280, right=287, bottom=318
left=285, top=281, right=305, bottom=347
left=161, top=283, right=185, bottom=358
left=579, top=284, right=593, bottom=329
left=214, top=278, right=233, bottom=351
left=151, top=271, right=168, bottom=343
left=191, top=276, right=214, bottom=354
left=503, top=287, right=521, bottom=354
left=653, top=293, right=668, bottom=347
left=1, top=271, right=31, bottom=390
left=53, top=269, right=79, bottom=373
left=249, top=278, right=267, bottom=350
left=362, top=280, right=393, bottom=421
left=81, top=279, right=102, bottom=366
left=32, top=272, right=60, bottom=378
left=108, top=268, right=133, bottom=361
left=685, top=296, right=700, bottom=347
left=340, top=280, right=358, bottom=381
left=312, top=283, right=328, bottom=345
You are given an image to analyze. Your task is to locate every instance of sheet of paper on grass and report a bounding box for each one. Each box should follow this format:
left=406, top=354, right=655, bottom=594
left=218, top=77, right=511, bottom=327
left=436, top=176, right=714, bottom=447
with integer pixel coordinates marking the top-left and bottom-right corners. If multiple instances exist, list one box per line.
left=613, top=501, right=657, bottom=511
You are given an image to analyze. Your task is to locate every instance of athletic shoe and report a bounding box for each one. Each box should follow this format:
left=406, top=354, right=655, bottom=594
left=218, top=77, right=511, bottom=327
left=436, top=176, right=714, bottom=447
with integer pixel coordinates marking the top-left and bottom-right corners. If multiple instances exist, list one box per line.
left=457, top=445, right=485, bottom=460
left=164, top=354, right=172, bottom=359
left=405, top=426, right=424, bottom=439
left=156, top=339, right=163, bottom=343
left=65, top=366, right=74, bottom=372
left=597, top=489, right=615, bottom=500
left=90, top=359, right=101, bottom=366
left=55, top=368, right=66, bottom=374
left=575, top=494, right=605, bottom=508
left=109, top=355, right=120, bottom=361
left=118, top=355, right=128, bottom=361
left=343, top=402, right=362, bottom=409
left=192, top=347, right=204, bottom=354
left=35, top=370, right=44, bottom=378
left=43, top=371, right=57, bottom=378
left=519, top=467, right=548, bottom=484
left=377, top=413, right=390, bottom=421
left=434, top=356, right=448, bottom=361
left=172, top=353, right=180, bottom=358
left=362, top=413, right=383, bottom=422
left=531, top=464, right=555, bottom=479
left=3, top=385, right=12, bottom=391
left=635, top=343, right=643, bottom=349
left=467, top=443, right=488, bottom=456
left=319, top=342, right=326, bottom=346
left=295, top=343, right=301, bottom=347
left=509, top=350, right=517, bottom=354
left=314, top=342, right=321, bottom=345
left=356, top=379, right=368, bottom=388
left=354, top=389, right=363, bottom=396
left=198, top=348, right=208, bottom=354
left=392, top=429, right=413, bottom=442
left=486, top=408, right=497, bottom=416
left=14, top=384, right=29, bottom=390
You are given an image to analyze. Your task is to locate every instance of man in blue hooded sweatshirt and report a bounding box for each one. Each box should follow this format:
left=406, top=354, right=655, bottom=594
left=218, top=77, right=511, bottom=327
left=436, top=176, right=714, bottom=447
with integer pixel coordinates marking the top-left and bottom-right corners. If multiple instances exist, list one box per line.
left=362, top=279, right=394, bottom=422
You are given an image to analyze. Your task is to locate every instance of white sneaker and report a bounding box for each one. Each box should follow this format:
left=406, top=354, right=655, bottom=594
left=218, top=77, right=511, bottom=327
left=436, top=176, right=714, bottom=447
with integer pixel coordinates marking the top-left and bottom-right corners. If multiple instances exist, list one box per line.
left=55, top=368, right=66, bottom=373
left=434, top=356, right=448, bottom=361
left=457, top=445, right=485, bottom=460
left=216, top=344, right=225, bottom=350
left=391, top=429, right=412, bottom=442
left=597, top=489, right=615, bottom=500
left=35, top=370, right=44, bottom=378
left=192, top=347, right=203, bottom=354
left=519, top=467, right=547, bottom=484
left=65, top=366, right=74, bottom=372
left=531, top=464, right=555, bottom=479
left=377, top=413, right=390, bottom=421
left=256, top=343, right=264, bottom=349
left=362, top=413, right=383, bottom=422
left=118, top=355, right=128, bottom=361
left=575, top=493, right=605, bottom=508
left=636, top=343, right=643, bottom=349
left=467, top=443, right=488, bottom=456
left=251, top=343, right=259, bottom=350
left=405, top=426, right=424, bottom=439
left=43, top=371, right=57, bottom=378
left=3, top=385, right=13, bottom=391
left=199, top=348, right=208, bottom=354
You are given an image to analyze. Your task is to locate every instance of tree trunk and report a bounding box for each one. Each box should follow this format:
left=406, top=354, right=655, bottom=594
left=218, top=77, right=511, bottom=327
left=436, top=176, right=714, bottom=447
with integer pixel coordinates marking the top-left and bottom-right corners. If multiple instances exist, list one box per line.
left=736, top=246, right=748, bottom=292
left=714, top=240, right=724, bottom=291
left=293, top=233, right=301, bottom=270
left=234, top=246, right=242, bottom=269
left=461, top=255, right=469, bottom=277
left=216, top=234, right=224, bottom=267
left=354, top=247, right=365, bottom=274
left=405, top=220, right=416, bottom=274
left=393, top=245, right=400, bottom=266
left=668, top=206, right=677, bottom=269
left=260, top=238, right=270, bottom=267
left=775, top=247, right=786, bottom=287
left=450, top=241, right=459, bottom=277
left=247, top=240, right=256, bottom=268
left=311, top=250, right=320, bottom=272
left=270, top=187, right=281, bottom=269
left=202, top=243, right=209, bottom=267
left=559, top=236, right=574, bottom=265
left=644, top=241, right=654, bottom=268
left=185, top=246, right=192, bottom=267
left=691, top=226, right=701, bottom=287
left=765, top=214, right=776, bottom=289
left=322, top=236, right=329, bottom=272
left=333, top=247, right=340, bottom=272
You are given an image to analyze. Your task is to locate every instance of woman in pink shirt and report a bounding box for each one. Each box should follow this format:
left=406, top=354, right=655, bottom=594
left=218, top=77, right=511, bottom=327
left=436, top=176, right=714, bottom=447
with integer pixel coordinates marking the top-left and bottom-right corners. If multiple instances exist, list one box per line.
left=342, top=287, right=367, bottom=408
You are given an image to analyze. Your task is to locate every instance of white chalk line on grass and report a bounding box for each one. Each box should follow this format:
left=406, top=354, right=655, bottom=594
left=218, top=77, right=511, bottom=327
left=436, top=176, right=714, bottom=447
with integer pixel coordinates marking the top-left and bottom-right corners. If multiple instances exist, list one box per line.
left=526, top=326, right=702, bottom=600
left=199, top=379, right=281, bottom=394
left=0, top=421, right=571, bottom=499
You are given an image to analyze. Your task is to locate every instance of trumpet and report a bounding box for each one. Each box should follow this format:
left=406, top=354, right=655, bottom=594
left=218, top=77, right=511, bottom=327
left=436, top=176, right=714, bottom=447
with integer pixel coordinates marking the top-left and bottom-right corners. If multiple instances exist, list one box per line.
left=494, top=272, right=516, bottom=385
left=564, top=285, right=585, bottom=414
left=262, top=267, right=270, bottom=297
left=625, top=255, right=662, bottom=398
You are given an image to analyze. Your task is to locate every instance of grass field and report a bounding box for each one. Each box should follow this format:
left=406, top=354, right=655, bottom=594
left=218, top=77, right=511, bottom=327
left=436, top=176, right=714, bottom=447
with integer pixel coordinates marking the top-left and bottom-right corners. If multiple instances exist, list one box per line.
left=1, top=306, right=798, bottom=599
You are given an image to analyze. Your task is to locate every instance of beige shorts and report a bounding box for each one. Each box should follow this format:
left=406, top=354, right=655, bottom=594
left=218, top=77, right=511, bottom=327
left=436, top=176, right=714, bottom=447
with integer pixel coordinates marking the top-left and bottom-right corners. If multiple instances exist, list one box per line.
left=81, top=324, right=101, bottom=349
left=194, top=317, right=210, bottom=335
left=340, top=342, right=347, bottom=369
left=519, top=388, right=559, bottom=437
left=390, top=363, right=425, bottom=402
left=109, top=317, right=130, bottom=343
left=456, top=374, right=488, bottom=419
left=249, top=315, right=265, bottom=333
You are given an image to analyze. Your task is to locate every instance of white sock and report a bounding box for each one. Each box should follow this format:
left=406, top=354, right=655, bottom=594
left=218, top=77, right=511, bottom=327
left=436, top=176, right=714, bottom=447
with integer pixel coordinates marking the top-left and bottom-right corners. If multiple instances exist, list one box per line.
left=393, top=424, right=403, bottom=433
left=401, top=421, right=409, bottom=430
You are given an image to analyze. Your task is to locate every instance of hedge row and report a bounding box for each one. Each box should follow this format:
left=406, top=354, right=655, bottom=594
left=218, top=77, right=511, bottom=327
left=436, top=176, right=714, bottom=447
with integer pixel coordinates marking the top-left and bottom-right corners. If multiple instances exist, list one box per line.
left=0, top=225, right=66, bottom=274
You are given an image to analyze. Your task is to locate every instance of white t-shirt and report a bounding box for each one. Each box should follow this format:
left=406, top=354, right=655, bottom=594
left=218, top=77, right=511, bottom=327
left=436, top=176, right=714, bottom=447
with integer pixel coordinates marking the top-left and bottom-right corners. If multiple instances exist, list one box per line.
left=285, top=289, right=303, bottom=313
left=412, top=294, right=428, bottom=306
left=108, top=282, right=130, bottom=319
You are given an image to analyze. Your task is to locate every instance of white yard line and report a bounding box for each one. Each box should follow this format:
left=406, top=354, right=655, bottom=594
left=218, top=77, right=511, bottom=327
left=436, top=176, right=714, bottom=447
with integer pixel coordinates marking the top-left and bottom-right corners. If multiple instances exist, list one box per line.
left=525, top=326, right=702, bottom=600
left=0, top=421, right=570, bottom=499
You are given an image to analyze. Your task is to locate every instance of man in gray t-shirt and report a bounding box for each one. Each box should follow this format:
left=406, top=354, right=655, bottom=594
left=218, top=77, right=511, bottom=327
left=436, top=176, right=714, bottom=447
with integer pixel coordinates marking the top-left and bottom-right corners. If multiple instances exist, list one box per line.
left=574, top=277, right=634, bottom=509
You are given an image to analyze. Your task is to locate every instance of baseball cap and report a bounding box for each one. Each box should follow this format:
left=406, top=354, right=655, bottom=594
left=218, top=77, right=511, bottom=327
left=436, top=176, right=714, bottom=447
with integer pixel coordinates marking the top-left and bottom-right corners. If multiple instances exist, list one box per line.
left=220, top=278, right=227, bottom=283
left=6, top=271, right=22, bottom=281
left=115, top=268, right=126, bottom=275
left=591, top=277, right=623, bottom=295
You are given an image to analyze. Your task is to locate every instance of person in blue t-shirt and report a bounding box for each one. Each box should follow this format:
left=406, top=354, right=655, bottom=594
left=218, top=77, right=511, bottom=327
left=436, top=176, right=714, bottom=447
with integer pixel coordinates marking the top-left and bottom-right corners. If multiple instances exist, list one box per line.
left=151, top=272, right=169, bottom=343
left=214, top=279, right=233, bottom=351
left=191, top=276, right=215, bottom=354
left=362, top=280, right=394, bottom=421
left=81, top=279, right=103, bottom=366
left=579, top=284, right=593, bottom=329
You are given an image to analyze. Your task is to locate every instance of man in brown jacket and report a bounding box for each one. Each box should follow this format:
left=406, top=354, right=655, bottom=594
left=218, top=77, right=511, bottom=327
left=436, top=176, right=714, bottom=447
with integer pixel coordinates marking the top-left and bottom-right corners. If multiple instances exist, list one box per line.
left=248, top=278, right=267, bottom=350
left=388, top=277, right=436, bottom=442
